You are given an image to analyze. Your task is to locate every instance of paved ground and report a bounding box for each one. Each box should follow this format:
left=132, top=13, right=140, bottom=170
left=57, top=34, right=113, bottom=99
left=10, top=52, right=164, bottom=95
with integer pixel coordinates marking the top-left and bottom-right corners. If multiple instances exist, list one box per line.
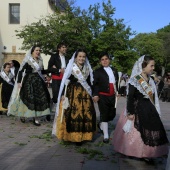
left=0, top=96, right=169, bottom=170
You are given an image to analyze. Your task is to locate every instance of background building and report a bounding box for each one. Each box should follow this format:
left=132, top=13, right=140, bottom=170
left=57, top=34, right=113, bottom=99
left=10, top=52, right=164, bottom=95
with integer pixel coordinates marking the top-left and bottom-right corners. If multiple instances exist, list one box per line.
left=0, top=0, right=55, bottom=68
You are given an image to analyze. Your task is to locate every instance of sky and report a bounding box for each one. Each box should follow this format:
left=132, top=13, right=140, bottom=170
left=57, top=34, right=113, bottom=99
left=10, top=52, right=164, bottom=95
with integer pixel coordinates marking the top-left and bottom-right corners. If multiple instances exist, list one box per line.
left=75, top=0, right=170, bottom=34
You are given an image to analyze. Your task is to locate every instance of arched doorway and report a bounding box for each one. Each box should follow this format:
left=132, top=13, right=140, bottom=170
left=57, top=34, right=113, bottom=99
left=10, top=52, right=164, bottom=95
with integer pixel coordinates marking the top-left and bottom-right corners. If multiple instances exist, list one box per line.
left=2, top=52, right=25, bottom=66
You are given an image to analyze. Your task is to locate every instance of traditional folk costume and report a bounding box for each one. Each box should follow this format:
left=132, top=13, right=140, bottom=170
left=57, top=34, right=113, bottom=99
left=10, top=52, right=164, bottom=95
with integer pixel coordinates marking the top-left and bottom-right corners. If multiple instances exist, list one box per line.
left=48, top=52, right=67, bottom=112
left=8, top=48, right=51, bottom=118
left=113, top=55, right=169, bottom=158
left=52, top=52, right=96, bottom=142
left=0, top=65, right=14, bottom=110
left=92, top=66, right=119, bottom=140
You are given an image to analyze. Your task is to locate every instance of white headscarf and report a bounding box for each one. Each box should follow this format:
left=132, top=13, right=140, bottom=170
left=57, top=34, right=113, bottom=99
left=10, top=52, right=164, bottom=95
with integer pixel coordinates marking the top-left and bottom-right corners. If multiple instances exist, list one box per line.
left=127, top=55, right=161, bottom=116
left=52, top=51, right=94, bottom=135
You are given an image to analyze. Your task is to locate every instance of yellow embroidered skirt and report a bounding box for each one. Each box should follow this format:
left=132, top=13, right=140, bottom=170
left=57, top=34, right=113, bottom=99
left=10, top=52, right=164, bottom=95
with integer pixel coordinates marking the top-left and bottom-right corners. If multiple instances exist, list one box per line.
left=56, top=83, right=96, bottom=142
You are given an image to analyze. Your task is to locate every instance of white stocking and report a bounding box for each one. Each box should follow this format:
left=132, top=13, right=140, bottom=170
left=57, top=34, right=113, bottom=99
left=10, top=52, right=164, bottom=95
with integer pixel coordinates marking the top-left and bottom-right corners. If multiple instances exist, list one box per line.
left=101, top=122, right=109, bottom=139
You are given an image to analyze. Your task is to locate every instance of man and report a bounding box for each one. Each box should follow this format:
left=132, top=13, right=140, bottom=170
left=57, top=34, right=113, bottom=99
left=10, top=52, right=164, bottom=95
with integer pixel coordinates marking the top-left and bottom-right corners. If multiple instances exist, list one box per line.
left=48, top=42, right=67, bottom=112
left=9, top=60, right=19, bottom=80
left=92, top=53, right=120, bottom=143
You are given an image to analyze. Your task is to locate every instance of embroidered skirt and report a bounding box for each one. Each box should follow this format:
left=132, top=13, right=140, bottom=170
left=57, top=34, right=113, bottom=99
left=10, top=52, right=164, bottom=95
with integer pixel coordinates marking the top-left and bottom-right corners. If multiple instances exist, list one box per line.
left=56, top=82, right=96, bottom=142
left=113, top=108, right=169, bottom=158
left=9, top=73, right=50, bottom=117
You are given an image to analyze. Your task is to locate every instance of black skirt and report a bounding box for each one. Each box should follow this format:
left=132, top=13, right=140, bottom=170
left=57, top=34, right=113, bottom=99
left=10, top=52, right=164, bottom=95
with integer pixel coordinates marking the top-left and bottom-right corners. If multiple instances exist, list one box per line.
left=20, top=73, right=50, bottom=111
left=134, top=98, right=169, bottom=146
left=1, top=82, right=14, bottom=109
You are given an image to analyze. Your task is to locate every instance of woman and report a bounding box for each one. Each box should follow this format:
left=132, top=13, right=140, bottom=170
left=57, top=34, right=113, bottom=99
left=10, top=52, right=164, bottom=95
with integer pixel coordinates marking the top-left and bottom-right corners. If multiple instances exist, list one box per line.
left=0, top=63, right=14, bottom=111
left=52, top=49, right=96, bottom=145
left=162, top=77, right=170, bottom=102
left=119, top=76, right=126, bottom=96
left=113, top=55, right=169, bottom=162
left=8, top=45, right=51, bottom=126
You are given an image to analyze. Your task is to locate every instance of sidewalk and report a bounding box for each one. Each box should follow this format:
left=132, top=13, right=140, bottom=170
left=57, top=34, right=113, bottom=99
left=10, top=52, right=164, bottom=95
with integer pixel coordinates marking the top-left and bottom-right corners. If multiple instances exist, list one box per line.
left=0, top=97, right=169, bottom=170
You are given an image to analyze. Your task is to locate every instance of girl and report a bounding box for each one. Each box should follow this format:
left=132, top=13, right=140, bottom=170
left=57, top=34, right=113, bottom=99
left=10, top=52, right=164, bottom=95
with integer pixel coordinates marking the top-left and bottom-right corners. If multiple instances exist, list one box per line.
left=113, top=55, right=169, bottom=162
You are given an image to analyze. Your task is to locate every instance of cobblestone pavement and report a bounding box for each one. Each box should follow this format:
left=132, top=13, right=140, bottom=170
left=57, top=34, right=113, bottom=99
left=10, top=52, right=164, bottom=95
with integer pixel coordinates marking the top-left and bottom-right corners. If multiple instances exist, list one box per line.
left=0, top=97, right=169, bottom=170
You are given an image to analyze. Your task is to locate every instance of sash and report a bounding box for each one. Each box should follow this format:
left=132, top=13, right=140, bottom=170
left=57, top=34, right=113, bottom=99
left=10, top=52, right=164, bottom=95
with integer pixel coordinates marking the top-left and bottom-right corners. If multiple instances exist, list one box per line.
left=29, top=58, right=45, bottom=81
left=135, top=75, right=154, bottom=104
left=72, top=63, right=92, bottom=96
left=0, top=71, right=14, bottom=86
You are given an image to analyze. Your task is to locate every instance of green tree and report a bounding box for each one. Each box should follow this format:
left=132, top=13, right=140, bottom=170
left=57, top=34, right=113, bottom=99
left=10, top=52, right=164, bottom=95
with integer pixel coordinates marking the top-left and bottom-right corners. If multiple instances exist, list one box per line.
left=130, top=33, right=164, bottom=73
left=157, top=24, right=170, bottom=71
left=15, top=0, right=136, bottom=72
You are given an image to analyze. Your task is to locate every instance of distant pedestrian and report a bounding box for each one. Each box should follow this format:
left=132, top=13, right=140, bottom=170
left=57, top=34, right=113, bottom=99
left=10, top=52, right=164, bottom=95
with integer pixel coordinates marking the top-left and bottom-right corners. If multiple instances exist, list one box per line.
left=113, top=55, right=169, bottom=163
left=166, top=151, right=170, bottom=170
left=119, top=76, right=126, bottom=96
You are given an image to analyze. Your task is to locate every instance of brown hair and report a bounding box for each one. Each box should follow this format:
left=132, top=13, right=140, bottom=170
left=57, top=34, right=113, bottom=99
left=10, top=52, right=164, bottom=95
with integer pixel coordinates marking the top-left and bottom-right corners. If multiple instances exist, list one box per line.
left=142, top=55, right=154, bottom=68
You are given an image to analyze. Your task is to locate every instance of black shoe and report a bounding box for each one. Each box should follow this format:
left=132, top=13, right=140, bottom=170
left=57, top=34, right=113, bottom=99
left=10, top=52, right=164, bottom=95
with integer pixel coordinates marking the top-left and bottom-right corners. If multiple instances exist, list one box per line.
left=75, top=142, right=82, bottom=146
left=20, top=117, right=26, bottom=123
left=162, top=98, right=166, bottom=102
left=103, top=138, right=109, bottom=143
left=46, top=115, right=51, bottom=122
left=33, top=118, right=41, bottom=126
left=143, top=158, right=155, bottom=165
left=97, top=123, right=103, bottom=133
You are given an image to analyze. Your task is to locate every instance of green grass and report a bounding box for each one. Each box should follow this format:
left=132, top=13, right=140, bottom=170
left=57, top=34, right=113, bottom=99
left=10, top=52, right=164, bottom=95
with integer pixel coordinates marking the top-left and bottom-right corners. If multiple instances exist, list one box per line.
left=76, top=147, right=104, bottom=160
left=14, top=142, right=27, bottom=146
left=29, top=130, right=52, bottom=141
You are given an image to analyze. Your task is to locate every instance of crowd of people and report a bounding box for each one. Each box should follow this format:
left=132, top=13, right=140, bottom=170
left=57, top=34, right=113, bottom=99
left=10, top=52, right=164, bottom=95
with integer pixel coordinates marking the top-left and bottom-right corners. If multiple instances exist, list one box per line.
left=0, top=43, right=169, bottom=163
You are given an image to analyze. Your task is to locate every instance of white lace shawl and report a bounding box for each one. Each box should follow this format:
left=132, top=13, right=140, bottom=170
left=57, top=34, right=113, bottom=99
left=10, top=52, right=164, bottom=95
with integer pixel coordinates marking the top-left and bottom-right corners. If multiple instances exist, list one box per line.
left=126, top=55, right=161, bottom=117
left=0, top=64, right=14, bottom=85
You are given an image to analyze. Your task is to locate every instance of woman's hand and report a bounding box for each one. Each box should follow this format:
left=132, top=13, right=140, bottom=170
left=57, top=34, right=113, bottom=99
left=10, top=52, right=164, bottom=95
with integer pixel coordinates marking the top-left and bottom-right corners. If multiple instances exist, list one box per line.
left=127, top=114, right=135, bottom=121
left=18, top=83, right=22, bottom=88
left=92, top=96, right=99, bottom=103
left=61, top=96, right=65, bottom=101
left=60, top=68, right=65, bottom=74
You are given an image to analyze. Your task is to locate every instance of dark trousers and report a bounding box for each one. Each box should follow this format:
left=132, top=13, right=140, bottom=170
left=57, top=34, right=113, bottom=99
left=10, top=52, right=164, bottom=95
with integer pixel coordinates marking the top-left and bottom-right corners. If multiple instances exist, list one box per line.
left=98, top=94, right=116, bottom=122
left=51, top=79, right=62, bottom=103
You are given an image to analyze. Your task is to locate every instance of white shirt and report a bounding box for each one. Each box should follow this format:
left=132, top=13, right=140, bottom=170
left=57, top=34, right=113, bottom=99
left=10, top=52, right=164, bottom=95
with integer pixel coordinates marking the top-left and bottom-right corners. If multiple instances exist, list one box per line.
left=60, top=55, right=66, bottom=69
left=104, top=67, right=115, bottom=83
left=120, top=79, right=126, bottom=87
left=10, top=67, right=15, bottom=76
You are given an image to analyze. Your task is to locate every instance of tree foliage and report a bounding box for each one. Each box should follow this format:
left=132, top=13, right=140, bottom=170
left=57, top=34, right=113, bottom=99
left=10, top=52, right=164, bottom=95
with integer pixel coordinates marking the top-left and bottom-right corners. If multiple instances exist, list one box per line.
left=15, top=0, right=136, bottom=73
left=130, top=24, right=170, bottom=73
left=157, top=24, right=170, bottom=71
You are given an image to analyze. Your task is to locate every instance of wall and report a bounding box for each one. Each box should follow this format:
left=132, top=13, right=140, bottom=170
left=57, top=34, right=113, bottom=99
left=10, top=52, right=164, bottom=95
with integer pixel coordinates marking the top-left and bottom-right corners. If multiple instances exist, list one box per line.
left=0, top=0, right=53, bottom=68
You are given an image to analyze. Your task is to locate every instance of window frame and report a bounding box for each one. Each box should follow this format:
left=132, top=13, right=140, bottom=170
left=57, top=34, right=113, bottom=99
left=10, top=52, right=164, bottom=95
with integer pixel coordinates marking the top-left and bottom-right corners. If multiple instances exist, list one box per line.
left=9, top=3, right=20, bottom=24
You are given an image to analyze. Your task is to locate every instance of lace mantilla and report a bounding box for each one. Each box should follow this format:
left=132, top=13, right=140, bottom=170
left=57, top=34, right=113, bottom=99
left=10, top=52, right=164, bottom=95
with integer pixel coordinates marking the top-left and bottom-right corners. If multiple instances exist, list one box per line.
left=128, top=75, right=161, bottom=116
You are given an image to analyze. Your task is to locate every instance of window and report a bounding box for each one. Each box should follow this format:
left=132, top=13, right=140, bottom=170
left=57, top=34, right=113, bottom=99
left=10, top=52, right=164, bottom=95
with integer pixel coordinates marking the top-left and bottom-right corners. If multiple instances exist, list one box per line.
left=9, top=4, right=20, bottom=24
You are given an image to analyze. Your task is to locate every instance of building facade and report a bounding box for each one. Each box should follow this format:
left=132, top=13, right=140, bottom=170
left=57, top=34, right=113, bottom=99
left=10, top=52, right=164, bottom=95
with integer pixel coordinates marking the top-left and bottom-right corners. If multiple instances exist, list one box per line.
left=0, top=0, right=55, bottom=68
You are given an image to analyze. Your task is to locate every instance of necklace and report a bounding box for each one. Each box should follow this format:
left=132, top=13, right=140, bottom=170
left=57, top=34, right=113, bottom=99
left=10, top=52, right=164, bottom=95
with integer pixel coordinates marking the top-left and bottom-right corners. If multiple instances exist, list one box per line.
left=33, top=58, right=39, bottom=63
left=4, top=71, right=9, bottom=75
left=76, top=62, right=83, bottom=71
left=140, top=73, right=149, bottom=83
